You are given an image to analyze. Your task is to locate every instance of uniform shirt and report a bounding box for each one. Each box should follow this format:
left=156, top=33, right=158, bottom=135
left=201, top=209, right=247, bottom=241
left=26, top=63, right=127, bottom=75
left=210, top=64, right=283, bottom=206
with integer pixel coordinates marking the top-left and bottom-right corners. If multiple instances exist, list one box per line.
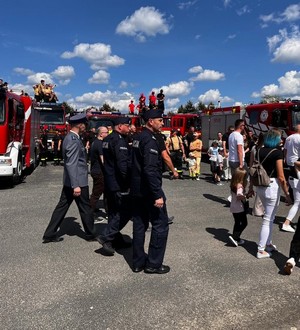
left=284, top=133, right=300, bottom=166
left=166, top=136, right=183, bottom=151
left=62, top=131, right=88, bottom=188
left=102, top=130, right=130, bottom=192
left=90, top=138, right=103, bottom=175
left=131, top=128, right=163, bottom=200
left=189, top=139, right=202, bottom=158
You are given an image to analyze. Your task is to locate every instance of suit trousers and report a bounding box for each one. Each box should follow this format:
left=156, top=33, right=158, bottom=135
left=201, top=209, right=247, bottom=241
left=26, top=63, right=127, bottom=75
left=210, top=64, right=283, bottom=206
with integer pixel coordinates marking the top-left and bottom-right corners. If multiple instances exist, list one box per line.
left=132, top=195, right=169, bottom=269
left=101, top=191, right=132, bottom=242
left=43, top=186, right=95, bottom=239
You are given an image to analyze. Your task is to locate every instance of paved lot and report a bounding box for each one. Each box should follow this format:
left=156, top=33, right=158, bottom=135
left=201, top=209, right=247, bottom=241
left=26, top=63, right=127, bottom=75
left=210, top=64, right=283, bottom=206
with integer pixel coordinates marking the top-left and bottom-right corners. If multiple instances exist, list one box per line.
left=0, top=161, right=300, bottom=330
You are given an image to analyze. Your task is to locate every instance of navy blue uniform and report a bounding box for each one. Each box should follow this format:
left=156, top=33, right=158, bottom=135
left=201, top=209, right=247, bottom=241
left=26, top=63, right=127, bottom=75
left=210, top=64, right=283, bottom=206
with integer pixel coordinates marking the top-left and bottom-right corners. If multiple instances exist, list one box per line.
left=100, top=131, right=131, bottom=243
left=131, top=128, right=169, bottom=269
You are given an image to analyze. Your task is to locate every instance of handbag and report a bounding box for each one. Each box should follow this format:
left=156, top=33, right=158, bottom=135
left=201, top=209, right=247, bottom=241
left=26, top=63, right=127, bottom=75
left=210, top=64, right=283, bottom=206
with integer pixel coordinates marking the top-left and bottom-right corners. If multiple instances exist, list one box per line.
left=249, top=149, right=276, bottom=187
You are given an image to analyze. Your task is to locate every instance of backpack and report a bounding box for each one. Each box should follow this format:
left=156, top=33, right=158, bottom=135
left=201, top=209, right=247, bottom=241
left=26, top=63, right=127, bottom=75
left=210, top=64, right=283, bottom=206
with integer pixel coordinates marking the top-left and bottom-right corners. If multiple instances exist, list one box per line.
left=249, top=148, right=276, bottom=187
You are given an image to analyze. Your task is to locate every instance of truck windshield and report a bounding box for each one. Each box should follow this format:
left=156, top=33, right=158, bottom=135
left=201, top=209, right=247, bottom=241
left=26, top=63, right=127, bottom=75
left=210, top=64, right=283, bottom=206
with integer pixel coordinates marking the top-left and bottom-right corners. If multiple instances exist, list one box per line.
left=40, top=110, right=64, bottom=124
left=292, top=108, right=300, bottom=128
left=0, top=100, right=4, bottom=124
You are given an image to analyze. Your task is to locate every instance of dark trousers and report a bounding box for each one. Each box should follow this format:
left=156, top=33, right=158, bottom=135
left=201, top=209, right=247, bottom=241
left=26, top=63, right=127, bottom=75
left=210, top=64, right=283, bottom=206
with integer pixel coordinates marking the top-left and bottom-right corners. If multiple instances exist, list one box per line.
left=101, top=191, right=131, bottom=242
left=289, top=216, right=300, bottom=261
left=170, top=150, right=183, bottom=172
left=43, top=186, right=95, bottom=239
left=132, top=194, right=169, bottom=269
left=232, top=212, right=248, bottom=240
left=90, top=172, right=104, bottom=212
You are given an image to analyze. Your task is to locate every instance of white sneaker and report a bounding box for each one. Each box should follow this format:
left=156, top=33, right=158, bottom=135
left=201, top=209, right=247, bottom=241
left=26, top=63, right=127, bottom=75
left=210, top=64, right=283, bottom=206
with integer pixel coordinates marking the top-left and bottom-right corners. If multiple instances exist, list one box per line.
left=257, top=251, right=272, bottom=259
left=283, top=258, right=296, bottom=275
left=282, top=224, right=295, bottom=233
left=229, top=236, right=238, bottom=247
left=265, top=244, right=278, bottom=252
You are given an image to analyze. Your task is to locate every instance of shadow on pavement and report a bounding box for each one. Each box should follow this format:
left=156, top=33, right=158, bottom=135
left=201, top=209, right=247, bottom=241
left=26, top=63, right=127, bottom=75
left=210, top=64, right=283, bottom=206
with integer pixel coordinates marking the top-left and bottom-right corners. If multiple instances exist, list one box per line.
left=203, top=193, right=230, bottom=207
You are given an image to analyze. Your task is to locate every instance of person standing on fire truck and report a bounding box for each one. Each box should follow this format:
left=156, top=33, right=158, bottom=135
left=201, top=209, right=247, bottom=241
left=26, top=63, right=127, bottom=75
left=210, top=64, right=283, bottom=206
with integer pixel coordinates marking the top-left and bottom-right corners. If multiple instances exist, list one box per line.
left=42, top=113, right=96, bottom=243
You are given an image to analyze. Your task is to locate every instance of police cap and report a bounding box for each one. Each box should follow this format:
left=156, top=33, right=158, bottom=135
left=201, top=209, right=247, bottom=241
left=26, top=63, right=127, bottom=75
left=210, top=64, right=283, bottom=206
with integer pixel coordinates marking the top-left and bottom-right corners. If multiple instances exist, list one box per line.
left=113, top=116, right=131, bottom=126
left=69, top=113, right=87, bottom=125
left=142, top=109, right=163, bottom=122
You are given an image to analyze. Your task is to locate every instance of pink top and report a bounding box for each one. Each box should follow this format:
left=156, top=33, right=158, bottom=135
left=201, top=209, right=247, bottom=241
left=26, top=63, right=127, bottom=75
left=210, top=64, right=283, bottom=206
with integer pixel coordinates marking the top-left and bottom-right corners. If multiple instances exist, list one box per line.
left=230, top=183, right=245, bottom=213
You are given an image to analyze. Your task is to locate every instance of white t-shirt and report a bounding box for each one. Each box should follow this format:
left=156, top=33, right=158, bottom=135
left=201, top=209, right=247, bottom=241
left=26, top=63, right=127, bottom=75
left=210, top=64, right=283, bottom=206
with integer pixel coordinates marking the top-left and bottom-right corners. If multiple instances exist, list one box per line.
left=228, top=131, right=244, bottom=162
left=284, top=133, right=300, bottom=166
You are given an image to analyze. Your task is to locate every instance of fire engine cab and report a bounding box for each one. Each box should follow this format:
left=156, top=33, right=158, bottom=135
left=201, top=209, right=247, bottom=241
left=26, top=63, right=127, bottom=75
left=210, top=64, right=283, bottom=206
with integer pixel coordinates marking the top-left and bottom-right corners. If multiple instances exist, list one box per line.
left=0, top=90, right=40, bottom=185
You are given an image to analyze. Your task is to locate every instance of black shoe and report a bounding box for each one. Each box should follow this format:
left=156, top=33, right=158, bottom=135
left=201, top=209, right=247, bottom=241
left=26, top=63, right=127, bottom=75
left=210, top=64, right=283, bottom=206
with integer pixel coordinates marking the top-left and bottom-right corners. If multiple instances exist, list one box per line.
left=113, top=239, right=132, bottom=249
left=85, top=234, right=97, bottom=242
left=144, top=265, right=170, bottom=274
left=132, top=266, right=144, bottom=273
left=96, top=236, right=115, bottom=255
left=168, top=216, right=174, bottom=224
left=43, top=236, right=64, bottom=244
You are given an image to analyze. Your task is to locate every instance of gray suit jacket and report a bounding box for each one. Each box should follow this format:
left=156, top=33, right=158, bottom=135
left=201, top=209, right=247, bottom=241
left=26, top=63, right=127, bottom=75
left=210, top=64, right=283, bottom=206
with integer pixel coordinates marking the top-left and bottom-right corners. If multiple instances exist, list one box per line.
left=62, top=131, right=88, bottom=188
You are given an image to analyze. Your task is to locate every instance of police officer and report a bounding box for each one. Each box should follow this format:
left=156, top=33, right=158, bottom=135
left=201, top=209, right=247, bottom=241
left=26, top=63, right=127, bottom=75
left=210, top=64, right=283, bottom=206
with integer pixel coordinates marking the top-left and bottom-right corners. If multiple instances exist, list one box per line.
left=42, top=113, right=96, bottom=243
left=96, top=117, right=132, bottom=255
left=131, top=109, right=170, bottom=274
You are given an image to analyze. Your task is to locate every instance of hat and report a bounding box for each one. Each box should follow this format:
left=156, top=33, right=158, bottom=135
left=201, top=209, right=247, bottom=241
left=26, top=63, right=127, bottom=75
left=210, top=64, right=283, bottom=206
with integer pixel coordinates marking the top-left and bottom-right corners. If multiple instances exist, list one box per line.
left=113, top=116, right=131, bottom=126
left=69, top=113, right=87, bottom=125
left=142, top=109, right=163, bottom=122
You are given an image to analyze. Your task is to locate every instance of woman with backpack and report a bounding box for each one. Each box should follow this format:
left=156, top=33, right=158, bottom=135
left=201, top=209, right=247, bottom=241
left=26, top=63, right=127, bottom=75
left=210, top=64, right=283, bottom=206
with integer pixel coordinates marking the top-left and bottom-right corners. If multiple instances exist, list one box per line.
left=248, top=129, right=292, bottom=259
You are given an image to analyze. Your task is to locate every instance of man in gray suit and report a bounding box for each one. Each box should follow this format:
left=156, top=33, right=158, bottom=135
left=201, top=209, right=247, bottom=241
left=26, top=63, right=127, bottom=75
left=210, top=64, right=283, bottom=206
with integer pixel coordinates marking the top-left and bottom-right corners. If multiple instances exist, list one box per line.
left=42, top=113, right=96, bottom=243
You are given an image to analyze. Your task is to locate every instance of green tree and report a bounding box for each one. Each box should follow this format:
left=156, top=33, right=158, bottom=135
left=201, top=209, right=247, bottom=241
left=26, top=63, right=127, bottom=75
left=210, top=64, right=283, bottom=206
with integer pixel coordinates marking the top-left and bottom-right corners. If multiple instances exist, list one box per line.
left=62, top=102, right=75, bottom=114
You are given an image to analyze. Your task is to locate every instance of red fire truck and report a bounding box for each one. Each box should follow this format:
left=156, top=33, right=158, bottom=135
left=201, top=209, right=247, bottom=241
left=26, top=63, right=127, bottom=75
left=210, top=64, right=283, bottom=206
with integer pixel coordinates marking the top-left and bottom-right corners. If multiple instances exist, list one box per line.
left=35, top=103, right=69, bottom=153
left=200, top=106, right=243, bottom=151
left=244, top=101, right=300, bottom=138
left=0, top=90, right=40, bottom=185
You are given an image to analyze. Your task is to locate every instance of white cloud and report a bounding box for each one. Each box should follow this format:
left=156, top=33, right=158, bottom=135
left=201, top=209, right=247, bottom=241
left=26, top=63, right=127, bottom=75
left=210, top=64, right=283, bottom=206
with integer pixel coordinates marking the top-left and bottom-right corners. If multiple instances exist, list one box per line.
left=13, top=68, right=34, bottom=76
left=189, top=66, right=225, bottom=81
left=119, top=81, right=128, bottom=89
left=178, top=1, right=198, bottom=10
left=251, top=71, right=300, bottom=98
left=188, top=66, right=203, bottom=74
left=52, top=66, right=75, bottom=85
left=236, top=5, right=250, bottom=16
left=158, top=81, right=192, bottom=98
left=61, top=43, right=125, bottom=70
left=166, top=98, right=180, bottom=107
left=223, top=0, right=230, bottom=8
left=198, top=89, right=232, bottom=104
left=268, top=26, right=300, bottom=63
left=88, top=70, right=110, bottom=84
left=27, top=72, right=53, bottom=85
left=115, top=7, right=171, bottom=42
left=68, top=90, right=135, bottom=113
left=260, top=4, right=300, bottom=26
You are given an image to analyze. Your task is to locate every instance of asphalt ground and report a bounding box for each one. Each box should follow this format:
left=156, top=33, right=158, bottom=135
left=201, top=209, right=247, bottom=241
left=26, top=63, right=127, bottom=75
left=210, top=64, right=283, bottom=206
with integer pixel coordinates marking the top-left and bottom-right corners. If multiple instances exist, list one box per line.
left=0, top=161, right=300, bottom=330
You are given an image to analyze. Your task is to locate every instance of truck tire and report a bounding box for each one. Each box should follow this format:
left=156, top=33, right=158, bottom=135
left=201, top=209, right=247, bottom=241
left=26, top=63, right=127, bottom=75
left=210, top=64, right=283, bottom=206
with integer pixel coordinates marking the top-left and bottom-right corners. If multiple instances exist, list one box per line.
left=14, top=157, right=23, bottom=184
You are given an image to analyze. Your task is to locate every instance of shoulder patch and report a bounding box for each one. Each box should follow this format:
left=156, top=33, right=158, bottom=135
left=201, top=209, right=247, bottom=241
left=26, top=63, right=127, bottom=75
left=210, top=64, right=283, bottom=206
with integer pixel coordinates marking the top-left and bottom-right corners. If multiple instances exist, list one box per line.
left=150, top=148, right=158, bottom=154
left=133, top=140, right=139, bottom=148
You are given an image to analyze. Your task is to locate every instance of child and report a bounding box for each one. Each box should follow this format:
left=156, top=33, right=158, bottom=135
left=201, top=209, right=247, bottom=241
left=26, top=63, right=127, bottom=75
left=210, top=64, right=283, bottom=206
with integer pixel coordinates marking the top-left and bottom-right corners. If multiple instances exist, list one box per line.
left=216, top=148, right=224, bottom=185
left=187, top=152, right=197, bottom=180
left=229, top=167, right=250, bottom=246
left=207, top=140, right=219, bottom=182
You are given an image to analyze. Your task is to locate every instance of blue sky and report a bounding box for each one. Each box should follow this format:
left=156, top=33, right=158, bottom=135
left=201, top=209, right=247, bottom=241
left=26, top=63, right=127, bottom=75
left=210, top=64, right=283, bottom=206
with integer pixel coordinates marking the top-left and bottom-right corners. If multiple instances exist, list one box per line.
left=1, top=0, right=300, bottom=113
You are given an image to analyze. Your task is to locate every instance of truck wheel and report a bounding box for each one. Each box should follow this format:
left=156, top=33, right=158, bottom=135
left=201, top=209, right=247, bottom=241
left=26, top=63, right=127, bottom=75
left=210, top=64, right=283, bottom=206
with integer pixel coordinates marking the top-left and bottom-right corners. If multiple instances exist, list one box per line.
left=14, top=158, right=23, bottom=184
